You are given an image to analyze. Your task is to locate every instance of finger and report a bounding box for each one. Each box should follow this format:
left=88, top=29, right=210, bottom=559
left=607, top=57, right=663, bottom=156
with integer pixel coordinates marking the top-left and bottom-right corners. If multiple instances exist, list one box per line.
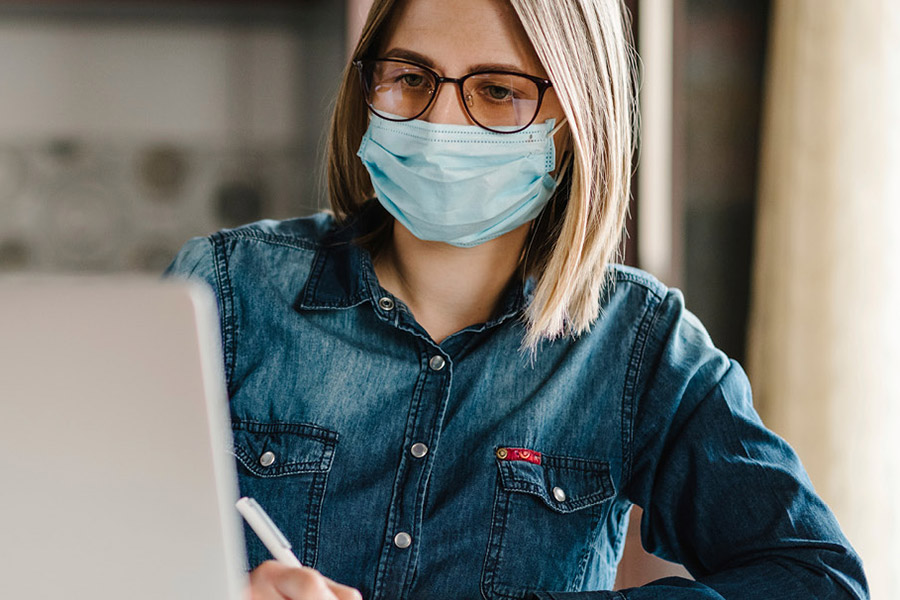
left=247, top=561, right=284, bottom=600
left=249, top=561, right=326, bottom=600
left=324, top=579, right=363, bottom=600
left=249, top=560, right=362, bottom=600
left=272, top=564, right=339, bottom=600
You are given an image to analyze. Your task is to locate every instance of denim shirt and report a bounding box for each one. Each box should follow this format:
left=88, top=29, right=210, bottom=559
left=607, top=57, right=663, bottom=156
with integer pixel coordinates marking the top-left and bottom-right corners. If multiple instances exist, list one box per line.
left=164, top=209, right=867, bottom=600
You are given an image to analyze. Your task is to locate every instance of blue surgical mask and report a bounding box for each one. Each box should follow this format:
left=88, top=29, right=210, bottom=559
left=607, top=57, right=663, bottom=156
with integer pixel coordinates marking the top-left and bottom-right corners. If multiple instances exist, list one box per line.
left=357, top=115, right=562, bottom=248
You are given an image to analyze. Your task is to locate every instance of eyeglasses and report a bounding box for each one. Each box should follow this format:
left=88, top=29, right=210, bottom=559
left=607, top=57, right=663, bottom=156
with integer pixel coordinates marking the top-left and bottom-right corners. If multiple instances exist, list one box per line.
left=353, top=58, right=553, bottom=134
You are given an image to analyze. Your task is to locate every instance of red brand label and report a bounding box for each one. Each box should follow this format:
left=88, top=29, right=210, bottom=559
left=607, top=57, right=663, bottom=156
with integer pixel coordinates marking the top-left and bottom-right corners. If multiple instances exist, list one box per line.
left=497, top=447, right=542, bottom=465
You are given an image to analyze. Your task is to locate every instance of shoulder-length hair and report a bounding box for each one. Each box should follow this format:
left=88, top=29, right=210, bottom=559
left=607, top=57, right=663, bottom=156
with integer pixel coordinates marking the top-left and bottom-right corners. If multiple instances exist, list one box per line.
left=327, top=0, right=637, bottom=349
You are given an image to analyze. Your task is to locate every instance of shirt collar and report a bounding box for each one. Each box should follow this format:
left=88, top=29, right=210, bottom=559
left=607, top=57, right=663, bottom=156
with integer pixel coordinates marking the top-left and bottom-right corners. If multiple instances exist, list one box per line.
left=294, top=202, right=534, bottom=327
left=293, top=207, right=374, bottom=311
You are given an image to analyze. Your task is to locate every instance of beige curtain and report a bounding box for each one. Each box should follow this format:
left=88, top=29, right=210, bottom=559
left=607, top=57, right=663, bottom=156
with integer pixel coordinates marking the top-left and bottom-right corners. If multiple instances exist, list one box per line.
left=748, top=1, right=900, bottom=598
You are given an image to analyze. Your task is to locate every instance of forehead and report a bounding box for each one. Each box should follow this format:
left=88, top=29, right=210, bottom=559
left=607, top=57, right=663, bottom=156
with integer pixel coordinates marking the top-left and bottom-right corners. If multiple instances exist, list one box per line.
left=379, top=0, right=546, bottom=76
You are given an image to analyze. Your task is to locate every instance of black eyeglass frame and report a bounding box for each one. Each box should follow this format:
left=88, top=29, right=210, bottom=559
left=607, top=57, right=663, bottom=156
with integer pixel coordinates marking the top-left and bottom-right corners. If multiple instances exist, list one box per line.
left=353, top=57, right=554, bottom=134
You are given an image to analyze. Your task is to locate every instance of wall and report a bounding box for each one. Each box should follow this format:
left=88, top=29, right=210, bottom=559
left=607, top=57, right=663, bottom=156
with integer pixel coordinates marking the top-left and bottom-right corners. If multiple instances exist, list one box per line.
left=0, top=3, right=345, bottom=273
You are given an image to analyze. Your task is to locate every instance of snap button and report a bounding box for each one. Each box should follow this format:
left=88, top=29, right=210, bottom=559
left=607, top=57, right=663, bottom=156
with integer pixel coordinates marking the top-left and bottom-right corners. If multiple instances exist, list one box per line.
left=393, top=531, right=412, bottom=549
left=428, top=355, right=446, bottom=371
left=496, top=447, right=508, bottom=460
left=378, top=296, right=395, bottom=311
left=259, top=451, right=276, bottom=467
left=552, top=486, right=566, bottom=502
left=410, top=442, right=428, bottom=459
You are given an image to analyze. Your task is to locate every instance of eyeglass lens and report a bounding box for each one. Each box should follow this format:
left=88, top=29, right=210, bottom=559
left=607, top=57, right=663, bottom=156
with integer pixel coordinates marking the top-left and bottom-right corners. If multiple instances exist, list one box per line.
left=364, top=60, right=541, bottom=130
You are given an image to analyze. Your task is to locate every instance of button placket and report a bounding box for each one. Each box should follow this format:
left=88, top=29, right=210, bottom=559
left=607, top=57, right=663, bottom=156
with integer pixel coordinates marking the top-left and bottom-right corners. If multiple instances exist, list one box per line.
left=373, top=343, right=451, bottom=598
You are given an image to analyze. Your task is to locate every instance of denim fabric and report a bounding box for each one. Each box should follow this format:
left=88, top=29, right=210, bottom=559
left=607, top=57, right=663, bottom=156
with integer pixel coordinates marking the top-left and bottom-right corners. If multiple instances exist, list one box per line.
left=164, top=208, right=868, bottom=600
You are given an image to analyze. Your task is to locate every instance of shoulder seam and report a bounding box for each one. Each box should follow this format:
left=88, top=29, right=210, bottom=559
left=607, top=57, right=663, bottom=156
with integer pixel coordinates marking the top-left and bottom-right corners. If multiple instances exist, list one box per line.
left=217, top=227, right=322, bottom=252
left=611, top=267, right=667, bottom=301
left=209, top=232, right=238, bottom=392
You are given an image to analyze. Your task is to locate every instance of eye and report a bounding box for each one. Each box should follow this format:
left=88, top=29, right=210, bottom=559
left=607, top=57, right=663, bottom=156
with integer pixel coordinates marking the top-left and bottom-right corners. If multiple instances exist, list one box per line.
left=400, top=73, right=427, bottom=88
left=485, top=85, right=513, bottom=101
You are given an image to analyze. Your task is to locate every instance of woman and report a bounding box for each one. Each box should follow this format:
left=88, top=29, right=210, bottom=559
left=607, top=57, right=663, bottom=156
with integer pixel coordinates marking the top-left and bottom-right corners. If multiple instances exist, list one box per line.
left=166, top=0, right=868, bottom=598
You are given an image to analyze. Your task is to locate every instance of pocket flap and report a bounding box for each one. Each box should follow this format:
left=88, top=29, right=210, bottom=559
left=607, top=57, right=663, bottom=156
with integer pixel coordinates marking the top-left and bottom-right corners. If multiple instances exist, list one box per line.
left=232, top=420, right=337, bottom=477
left=496, top=451, right=614, bottom=513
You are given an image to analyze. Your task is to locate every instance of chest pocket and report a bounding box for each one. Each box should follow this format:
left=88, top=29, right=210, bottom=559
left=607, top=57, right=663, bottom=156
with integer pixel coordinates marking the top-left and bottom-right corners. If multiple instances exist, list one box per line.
left=481, top=450, right=615, bottom=600
left=231, top=420, right=337, bottom=570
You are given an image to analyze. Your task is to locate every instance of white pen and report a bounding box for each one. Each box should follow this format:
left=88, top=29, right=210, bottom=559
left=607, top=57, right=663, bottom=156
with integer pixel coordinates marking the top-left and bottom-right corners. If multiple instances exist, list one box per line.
left=236, top=496, right=304, bottom=568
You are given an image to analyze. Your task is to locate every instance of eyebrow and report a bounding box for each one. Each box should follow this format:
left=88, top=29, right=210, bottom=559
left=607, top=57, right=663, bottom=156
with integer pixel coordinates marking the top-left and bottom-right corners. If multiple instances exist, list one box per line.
left=382, top=47, right=531, bottom=76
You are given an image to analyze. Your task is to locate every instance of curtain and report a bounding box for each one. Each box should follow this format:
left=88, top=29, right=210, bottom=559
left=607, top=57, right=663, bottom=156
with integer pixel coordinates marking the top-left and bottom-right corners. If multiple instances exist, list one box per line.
left=748, top=1, right=900, bottom=597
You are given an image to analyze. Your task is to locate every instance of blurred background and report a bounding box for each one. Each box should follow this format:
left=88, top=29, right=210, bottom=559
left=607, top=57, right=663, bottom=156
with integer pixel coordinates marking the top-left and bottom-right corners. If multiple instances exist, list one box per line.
left=0, top=0, right=896, bottom=597
left=0, top=2, right=341, bottom=273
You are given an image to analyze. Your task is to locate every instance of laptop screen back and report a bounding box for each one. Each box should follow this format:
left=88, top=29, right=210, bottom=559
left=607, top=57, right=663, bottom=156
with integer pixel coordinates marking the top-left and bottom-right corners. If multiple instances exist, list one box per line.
left=0, top=277, right=246, bottom=600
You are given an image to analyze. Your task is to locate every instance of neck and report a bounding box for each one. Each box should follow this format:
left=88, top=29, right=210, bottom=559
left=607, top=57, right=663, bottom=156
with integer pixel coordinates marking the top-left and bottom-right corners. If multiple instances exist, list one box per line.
left=374, top=222, right=529, bottom=344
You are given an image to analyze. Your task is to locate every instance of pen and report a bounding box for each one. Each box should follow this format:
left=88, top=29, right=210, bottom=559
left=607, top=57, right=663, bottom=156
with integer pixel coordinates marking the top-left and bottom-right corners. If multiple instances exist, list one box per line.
left=236, top=496, right=304, bottom=568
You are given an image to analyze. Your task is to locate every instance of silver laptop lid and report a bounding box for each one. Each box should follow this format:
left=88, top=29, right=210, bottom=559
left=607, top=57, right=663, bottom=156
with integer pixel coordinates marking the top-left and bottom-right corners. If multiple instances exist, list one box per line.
left=0, top=277, right=246, bottom=600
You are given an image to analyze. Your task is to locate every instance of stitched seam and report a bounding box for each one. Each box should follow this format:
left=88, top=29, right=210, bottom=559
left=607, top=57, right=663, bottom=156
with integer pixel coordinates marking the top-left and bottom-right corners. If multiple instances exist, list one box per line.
left=497, top=483, right=612, bottom=514
left=572, top=504, right=604, bottom=591
left=372, top=351, right=432, bottom=599
left=232, top=447, right=330, bottom=476
left=404, top=353, right=455, bottom=596
left=610, top=268, right=666, bottom=298
left=498, top=458, right=615, bottom=510
left=300, top=299, right=370, bottom=310
left=218, top=228, right=321, bottom=252
left=373, top=122, right=553, bottom=145
left=481, top=471, right=514, bottom=600
left=230, top=422, right=339, bottom=476
left=396, top=351, right=432, bottom=595
left=542, top=454, right=611, bottom=470
left=304, top=470, right=329, bottom=569
left=379, top=124, right=539, bottom=138
left=232, top=420, right=340, bottom=441
left=296, top=245, right=374, bottom=311
left=376, top=133, right=547, bottom=146
left=621, top=290, right=665, bottom=487
left=298, top=247, right=329, bottom=307
left=210, top=233, right=237, bottom=392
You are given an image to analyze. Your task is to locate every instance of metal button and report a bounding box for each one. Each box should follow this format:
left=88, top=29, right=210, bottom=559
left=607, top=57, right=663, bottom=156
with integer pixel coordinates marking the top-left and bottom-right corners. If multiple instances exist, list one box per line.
left=378, top=296, right=395, bottom=311
left=393, top=532, right=412, bottom=549
left=496, top=448, right=508, bottom=460
left=410, top=442, right=428, bottom=458
left=259, top=451, right=276, bottom=467
left=552, top=486, right=566, bottom=502
left=428, top=355, right=446, bottom=371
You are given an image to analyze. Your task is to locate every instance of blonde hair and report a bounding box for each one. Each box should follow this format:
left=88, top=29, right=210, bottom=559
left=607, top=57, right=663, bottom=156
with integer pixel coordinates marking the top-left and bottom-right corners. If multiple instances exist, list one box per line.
left=326, top=0, right=637, bottom=349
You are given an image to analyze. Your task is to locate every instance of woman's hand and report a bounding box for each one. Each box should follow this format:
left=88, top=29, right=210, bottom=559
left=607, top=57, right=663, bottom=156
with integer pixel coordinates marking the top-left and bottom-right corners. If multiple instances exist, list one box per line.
left=247, top=561, right=363, bottom=600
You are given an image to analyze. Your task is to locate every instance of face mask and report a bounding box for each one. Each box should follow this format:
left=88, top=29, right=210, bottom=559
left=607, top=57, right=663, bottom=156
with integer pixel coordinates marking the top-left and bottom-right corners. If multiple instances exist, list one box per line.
left=356, top=115, right=563, bottom=248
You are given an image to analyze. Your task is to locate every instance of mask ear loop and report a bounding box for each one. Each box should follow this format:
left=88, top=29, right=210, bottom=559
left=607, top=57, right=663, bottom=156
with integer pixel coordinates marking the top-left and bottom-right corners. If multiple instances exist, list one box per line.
left=548, top=117, right=573, bottom=185
left=548, top=117, right=568, bottom=138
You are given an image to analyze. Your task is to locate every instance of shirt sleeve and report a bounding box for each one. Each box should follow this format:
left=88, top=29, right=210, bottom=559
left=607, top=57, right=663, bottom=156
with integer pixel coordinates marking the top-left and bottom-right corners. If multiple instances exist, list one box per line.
left=532, top=289, right=868, bottom=600
left=162, top=236, right=217, bottom=288
left=162, top=236, right=233, bottom=388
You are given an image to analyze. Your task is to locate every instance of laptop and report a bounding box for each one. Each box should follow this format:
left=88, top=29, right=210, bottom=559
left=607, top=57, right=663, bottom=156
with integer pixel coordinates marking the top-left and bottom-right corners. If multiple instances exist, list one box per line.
left=0, top=276, right=247, bottom=600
